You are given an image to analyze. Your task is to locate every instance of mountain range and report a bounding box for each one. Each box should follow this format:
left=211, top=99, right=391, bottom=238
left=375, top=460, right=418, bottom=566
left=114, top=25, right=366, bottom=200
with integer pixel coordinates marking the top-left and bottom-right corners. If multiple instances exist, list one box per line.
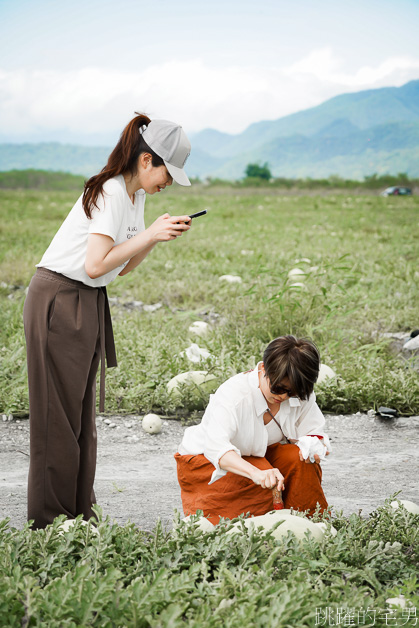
left=1, top=80, right=418, bottom=180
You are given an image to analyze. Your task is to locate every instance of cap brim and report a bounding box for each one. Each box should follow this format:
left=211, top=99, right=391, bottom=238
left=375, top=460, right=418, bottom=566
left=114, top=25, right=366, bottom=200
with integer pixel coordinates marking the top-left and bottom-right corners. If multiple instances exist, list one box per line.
left=164, top=160, right=191, bottom=186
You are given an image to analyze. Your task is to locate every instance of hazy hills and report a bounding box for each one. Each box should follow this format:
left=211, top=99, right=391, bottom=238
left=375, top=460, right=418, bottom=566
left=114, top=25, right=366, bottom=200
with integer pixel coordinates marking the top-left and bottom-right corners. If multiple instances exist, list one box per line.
left=1, top=80, right=418, bottom=180
left=0, top=143, right=110, bottom=179
left=188, top=80, right=419, bottom=179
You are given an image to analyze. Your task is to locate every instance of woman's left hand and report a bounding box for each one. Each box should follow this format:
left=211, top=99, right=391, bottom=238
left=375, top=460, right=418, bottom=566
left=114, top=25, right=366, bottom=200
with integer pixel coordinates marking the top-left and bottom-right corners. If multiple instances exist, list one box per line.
left=298, top=450, right=330, bottom=464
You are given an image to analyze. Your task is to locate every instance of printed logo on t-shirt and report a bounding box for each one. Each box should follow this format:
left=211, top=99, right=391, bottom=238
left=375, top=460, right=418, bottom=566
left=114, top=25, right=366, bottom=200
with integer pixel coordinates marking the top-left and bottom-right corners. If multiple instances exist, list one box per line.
left=127, top=226, right=138, bottom=240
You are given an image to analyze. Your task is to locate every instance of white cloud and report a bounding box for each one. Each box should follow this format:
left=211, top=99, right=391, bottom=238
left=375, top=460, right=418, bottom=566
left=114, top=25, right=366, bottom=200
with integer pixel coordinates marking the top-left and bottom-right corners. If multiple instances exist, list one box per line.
left=283, top=48, right=342, bottom=81
left=1, top=52, right=419, bottom=141
left=283, top=47, right=419, bottom=88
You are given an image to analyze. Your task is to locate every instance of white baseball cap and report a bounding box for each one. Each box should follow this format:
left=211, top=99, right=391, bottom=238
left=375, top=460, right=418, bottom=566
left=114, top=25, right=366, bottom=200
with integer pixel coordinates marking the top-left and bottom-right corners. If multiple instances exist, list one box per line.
left=142, top=119, right=191, bottom=186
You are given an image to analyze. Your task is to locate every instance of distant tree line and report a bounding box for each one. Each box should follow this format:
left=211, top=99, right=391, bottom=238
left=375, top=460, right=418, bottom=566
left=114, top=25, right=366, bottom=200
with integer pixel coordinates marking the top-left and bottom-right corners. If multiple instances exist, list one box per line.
left=231, top=163, right=418, bottom=189
left=0, top=167, right=417, bottom=191
left=0, top=169, right=85, bottom=190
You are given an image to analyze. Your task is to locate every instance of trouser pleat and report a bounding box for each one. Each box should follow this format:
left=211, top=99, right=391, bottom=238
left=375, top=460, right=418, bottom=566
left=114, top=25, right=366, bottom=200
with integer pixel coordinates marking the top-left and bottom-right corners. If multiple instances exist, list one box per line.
left=23, top=270, right=102, bottom=528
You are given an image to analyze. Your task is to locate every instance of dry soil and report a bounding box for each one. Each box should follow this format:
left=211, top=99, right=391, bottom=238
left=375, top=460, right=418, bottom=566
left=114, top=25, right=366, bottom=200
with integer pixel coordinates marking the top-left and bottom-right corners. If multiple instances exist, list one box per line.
left=1, top=413, right=418, bottom=529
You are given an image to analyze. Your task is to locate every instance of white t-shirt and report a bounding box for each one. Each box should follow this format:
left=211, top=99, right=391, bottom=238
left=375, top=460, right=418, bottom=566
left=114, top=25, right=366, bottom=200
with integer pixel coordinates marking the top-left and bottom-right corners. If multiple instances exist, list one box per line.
left=178, top=363, right=327, bottom=484
left=37, top=175, right=146, bottom=287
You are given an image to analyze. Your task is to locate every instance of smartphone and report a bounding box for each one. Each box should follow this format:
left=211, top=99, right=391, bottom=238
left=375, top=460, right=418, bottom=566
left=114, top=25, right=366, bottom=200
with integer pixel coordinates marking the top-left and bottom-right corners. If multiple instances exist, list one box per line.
left=176, top=210, right=207, bottom=226
left=188, top=210, right=207, bottom=219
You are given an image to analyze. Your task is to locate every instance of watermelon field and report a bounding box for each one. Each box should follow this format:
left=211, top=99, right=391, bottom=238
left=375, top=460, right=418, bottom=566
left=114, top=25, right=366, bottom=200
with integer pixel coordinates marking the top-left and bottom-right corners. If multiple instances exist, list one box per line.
left=1, top=184, right=418, bottom=416
left=0, top=182, right=418, bottom=626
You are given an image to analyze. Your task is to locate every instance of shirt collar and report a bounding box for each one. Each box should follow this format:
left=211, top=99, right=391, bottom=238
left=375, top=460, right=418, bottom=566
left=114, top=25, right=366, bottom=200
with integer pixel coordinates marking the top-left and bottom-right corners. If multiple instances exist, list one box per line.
left=289, top=397, right=301, bottom=407
left=249, top=362, right=271, bottom=416
left=248, top=362, right=301, bottom=414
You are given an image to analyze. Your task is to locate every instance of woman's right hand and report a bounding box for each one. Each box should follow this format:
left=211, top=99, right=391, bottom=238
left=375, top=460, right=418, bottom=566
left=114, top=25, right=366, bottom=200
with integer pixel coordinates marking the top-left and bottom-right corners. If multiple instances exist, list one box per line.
left=148, top=213, right=191, bottom=243
left=252, top=468, right=285, bottom=491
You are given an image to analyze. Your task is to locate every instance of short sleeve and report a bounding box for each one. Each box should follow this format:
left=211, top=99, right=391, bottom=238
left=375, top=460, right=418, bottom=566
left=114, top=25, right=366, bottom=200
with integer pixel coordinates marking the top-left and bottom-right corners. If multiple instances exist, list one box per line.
left=88, top=184, right=125, bottom=241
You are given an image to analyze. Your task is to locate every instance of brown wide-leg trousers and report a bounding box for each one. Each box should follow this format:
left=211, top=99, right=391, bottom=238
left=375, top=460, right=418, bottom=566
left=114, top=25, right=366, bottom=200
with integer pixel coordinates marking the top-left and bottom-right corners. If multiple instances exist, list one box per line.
left=23, top=268, right=116, bottom=529
left=175, top=443, right=328, bottom=525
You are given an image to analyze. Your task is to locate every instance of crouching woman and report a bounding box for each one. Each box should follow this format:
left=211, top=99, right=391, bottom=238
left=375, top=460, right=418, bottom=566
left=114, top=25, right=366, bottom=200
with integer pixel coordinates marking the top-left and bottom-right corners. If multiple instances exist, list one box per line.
left=175, top=335, right=330, bottom=525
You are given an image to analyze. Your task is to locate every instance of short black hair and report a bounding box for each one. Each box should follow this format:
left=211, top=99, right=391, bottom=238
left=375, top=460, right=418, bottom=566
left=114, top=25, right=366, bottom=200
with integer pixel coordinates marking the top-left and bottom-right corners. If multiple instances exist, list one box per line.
left=263, top=335, right=320, bottom=400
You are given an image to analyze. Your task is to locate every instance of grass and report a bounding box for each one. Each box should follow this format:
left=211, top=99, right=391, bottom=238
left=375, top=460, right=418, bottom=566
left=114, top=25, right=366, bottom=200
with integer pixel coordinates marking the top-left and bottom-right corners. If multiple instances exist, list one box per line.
left=0, top=185, right=418, bottom=415
left=0, top=169, right=86, bottom=191
left=0, top=500, right=418, bottom=626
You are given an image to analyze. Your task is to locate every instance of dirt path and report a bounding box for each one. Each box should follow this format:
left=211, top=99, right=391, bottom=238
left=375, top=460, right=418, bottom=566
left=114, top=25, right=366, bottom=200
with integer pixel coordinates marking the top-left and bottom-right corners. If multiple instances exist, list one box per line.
left=1, top=413, right=418, bottom=530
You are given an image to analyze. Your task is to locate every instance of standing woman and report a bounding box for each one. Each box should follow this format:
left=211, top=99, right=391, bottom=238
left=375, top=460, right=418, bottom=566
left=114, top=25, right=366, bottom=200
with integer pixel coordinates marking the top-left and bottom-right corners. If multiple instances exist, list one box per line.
left=23, top=113, right=193, bottom=529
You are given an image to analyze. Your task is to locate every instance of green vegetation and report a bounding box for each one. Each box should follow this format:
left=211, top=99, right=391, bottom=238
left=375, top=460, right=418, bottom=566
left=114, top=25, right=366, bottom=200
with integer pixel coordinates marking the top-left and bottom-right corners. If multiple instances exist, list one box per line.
left=209, top=172, right=418, bottom=191
left=0, top=169, right=86, bottom=190
left=0, top=501, right=418, bottom=626
left=1, top=183, right=418, bottom=416
left=244, top=162, right=272, bottom=180
left=1, top=168, right=416, bottom=192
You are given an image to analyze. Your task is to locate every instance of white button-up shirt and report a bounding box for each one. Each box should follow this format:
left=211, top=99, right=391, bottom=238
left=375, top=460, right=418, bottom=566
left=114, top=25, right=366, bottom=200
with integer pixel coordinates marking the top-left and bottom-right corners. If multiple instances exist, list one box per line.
left=178, top=363, right=327, bottom=484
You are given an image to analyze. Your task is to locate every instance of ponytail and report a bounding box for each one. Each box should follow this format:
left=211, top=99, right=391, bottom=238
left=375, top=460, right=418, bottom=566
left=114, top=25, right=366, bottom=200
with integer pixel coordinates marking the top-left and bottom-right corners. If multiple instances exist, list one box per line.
left=82, top=112, right=164, bottom=218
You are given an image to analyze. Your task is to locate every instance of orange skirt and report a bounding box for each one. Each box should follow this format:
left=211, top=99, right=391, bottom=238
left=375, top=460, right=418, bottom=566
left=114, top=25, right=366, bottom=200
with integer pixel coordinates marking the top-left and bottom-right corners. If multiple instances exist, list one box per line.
left=175, top=443, right=327, bottom=525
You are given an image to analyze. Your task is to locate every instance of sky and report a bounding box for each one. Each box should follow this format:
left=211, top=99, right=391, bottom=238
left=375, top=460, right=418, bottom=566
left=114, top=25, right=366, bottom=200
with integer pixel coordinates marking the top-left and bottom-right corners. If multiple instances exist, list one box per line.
left=1, top=0, right=419, bottom=145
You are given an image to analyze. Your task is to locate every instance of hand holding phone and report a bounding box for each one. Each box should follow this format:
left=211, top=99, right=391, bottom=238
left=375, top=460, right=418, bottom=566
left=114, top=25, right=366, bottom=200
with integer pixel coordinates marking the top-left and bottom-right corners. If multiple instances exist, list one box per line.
left=177, top=209, right=207, bottom=225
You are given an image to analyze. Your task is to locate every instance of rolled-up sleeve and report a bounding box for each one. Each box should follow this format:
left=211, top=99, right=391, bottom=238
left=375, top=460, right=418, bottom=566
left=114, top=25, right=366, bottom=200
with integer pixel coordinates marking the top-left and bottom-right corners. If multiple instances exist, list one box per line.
left=294, top=393, right=327, bottom=439
left=202, top=401, right=241, bottom=484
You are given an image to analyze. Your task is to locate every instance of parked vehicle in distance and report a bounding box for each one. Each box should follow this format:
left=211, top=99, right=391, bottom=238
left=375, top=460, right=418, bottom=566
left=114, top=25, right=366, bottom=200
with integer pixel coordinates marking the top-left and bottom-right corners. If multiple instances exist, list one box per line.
left=380, top=186, right=412, bottom=196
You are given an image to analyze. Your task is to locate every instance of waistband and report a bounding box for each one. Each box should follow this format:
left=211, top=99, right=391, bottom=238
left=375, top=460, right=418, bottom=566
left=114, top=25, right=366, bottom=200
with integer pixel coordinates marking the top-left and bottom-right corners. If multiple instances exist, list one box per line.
left=36, top=267, right=99, bottom=290
left=35, top=267, right=117, bottom=412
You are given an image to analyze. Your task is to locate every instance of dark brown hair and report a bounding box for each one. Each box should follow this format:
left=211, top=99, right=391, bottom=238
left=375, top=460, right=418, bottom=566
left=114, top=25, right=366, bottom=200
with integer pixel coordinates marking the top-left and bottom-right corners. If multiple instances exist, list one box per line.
left=263, top=335, right=320, bottom=400
left=82, top=112, right=165, bottom=218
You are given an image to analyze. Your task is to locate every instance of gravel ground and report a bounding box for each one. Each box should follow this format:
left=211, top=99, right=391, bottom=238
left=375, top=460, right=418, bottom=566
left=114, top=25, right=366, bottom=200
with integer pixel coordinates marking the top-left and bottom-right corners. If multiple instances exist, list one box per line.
left=1, top=413, right=418, bottom=530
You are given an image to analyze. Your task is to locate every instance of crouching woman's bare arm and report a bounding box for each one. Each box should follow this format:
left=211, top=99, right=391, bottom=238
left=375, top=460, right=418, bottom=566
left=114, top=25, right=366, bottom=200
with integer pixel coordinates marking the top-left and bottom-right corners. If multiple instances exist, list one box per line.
left=219, top=450, right=285, bottom=491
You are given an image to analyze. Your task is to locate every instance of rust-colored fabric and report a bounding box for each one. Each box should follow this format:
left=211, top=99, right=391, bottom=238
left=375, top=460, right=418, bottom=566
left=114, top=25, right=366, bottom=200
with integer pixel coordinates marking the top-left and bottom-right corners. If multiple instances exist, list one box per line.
left=175, top=443, right=327, bottom=525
